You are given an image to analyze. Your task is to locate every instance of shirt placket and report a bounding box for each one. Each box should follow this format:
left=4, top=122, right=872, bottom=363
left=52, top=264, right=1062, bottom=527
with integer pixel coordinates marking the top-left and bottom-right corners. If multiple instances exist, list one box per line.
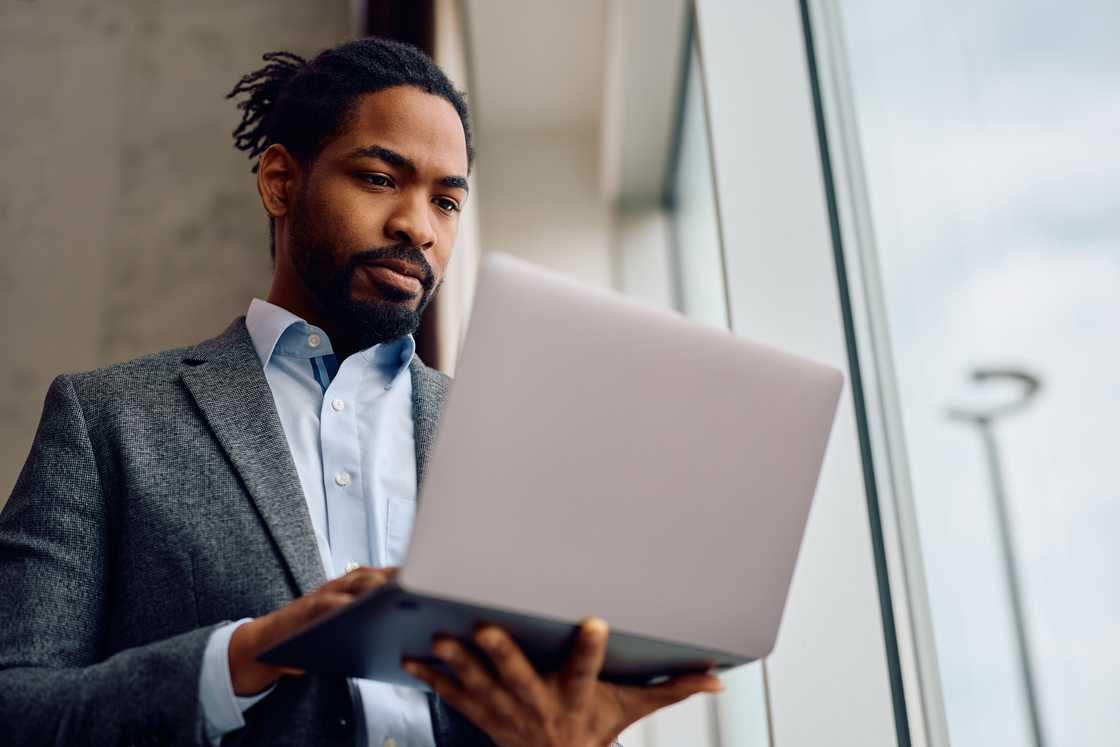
left=319, top=356, right=370, bottom=576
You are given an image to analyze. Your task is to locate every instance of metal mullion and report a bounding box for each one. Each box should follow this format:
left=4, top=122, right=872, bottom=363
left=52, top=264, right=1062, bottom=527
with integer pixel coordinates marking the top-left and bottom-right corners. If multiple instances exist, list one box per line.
left=803, top=2, right=952, bottom=746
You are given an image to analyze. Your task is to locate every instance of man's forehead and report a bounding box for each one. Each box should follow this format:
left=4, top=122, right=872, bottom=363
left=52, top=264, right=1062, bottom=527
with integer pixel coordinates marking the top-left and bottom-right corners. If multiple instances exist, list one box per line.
left=334, top=87, right=468, bottom=173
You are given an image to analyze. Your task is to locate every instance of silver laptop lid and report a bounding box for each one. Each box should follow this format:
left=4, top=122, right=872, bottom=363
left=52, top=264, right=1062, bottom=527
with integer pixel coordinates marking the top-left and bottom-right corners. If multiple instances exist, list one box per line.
left=400, top=253, right=843, bottom=659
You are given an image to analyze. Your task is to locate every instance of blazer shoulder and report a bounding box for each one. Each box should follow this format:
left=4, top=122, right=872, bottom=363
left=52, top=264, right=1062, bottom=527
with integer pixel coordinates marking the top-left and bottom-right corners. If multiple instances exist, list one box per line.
left=66, top=345, right=192, bottom=385
left=59, top=317, right=248, bottom=416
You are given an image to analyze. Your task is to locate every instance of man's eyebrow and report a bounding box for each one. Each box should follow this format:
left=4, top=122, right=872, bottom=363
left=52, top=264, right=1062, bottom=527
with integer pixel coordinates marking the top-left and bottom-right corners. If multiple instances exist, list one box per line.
left=348, top=144, right=415, bottom=171
left=348, top=144, right=468, bottom=192
left=439, top=175, right=469, bottom=192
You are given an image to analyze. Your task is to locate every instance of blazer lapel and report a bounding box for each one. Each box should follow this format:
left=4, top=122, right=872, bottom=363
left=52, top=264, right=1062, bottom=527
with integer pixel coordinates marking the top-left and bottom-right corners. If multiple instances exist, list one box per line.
left=180, top=317, right=326, bottom=596
left=410, top=357, right=450, bottom=490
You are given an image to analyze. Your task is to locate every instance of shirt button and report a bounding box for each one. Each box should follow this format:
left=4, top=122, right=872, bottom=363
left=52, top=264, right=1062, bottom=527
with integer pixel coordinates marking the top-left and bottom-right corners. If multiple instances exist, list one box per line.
left=331, top=398, right=345, bottom=411
left=334, top=471, right=352, bottom=487
left=308, top=333, right=321, bottom=348
left=344, top=561, right=360, bottom=573
left=384, top=738, right=397, bottom=747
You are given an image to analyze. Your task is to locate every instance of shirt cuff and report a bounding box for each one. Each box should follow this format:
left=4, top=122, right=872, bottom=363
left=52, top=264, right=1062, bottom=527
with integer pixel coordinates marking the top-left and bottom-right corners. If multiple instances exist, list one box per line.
left=199, top=619, right=277, bottom=744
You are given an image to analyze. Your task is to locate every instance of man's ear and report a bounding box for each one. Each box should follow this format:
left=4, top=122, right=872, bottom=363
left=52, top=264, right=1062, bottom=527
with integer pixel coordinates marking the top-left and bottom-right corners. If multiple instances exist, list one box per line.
left=257, top=143, right=300, bottom=220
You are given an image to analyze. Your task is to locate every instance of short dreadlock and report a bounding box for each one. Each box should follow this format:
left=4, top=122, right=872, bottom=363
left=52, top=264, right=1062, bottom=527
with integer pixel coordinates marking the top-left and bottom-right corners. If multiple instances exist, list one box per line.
left=227, top=37, right=473, bottom=258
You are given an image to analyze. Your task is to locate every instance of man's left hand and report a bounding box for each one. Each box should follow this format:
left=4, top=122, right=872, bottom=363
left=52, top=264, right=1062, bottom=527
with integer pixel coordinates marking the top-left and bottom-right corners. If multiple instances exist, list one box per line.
left=402, top=618, right=723, bottom=747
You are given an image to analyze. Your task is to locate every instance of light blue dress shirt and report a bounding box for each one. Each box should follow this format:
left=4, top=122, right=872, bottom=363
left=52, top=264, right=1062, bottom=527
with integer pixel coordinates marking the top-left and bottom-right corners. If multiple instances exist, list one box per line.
left=198, top=298, right=435, bottom=747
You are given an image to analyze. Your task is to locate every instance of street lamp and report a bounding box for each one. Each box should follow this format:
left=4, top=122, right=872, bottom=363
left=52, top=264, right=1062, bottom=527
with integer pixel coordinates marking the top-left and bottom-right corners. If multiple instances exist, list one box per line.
left=946, top=367, right=1045, bottom=747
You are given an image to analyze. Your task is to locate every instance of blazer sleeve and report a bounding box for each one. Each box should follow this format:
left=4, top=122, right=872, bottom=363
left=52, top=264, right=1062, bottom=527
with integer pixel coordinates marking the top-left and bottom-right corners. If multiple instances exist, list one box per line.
left=0, top=374, right=215, bottom=747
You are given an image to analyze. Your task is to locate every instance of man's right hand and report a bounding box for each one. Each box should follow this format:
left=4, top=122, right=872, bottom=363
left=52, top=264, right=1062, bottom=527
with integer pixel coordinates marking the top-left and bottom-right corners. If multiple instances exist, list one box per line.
left=228, top=566, right=398, bottom=695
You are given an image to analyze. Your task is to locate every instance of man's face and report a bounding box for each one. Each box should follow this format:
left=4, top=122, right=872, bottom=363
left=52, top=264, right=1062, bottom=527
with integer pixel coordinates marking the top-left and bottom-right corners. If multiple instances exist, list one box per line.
left=285, top=85, right=469, bottom=348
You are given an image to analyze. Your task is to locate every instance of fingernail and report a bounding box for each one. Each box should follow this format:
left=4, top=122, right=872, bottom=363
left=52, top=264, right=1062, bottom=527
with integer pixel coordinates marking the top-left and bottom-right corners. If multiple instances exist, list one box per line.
left=583, top=617, right=609, bottom=635
left=477, top=630, right=500, bottom=650
left=402, top=660, right=420, bottom=675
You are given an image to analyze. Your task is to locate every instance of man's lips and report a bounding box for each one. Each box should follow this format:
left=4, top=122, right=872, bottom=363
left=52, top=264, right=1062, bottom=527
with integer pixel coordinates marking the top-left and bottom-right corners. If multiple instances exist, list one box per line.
left=361, top=258, right=427, bottom=283
left=357, top=261, right=426, bottom=295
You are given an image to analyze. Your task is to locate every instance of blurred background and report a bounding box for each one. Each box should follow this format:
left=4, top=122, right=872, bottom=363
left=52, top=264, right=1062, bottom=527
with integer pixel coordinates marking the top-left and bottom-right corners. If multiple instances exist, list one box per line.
left=1, top=1, right=1116, bottom=745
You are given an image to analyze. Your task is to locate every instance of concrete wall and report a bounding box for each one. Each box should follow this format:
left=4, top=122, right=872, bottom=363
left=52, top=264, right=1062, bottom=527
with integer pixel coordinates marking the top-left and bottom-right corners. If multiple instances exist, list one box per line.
left=0, top=0, right=353, bottom=500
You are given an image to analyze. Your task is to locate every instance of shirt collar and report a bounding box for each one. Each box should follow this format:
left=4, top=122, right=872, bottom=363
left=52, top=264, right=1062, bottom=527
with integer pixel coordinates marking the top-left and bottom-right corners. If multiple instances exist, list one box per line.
left=245, top=297, right=416, bottom=382
left=246, top=298, right=308, bottom=367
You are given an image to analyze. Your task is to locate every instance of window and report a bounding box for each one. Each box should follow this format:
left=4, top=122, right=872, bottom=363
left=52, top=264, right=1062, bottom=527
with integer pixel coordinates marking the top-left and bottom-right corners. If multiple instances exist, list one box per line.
left=815, top=1, right=1120, bottom=744
left=666, top=26, right=773, bottom=747
left=668, top=36, right=728, bottom=331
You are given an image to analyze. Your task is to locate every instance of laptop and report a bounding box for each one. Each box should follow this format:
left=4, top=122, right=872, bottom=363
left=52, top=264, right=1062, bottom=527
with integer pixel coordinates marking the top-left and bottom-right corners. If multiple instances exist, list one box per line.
left=261, top=252, right=844, bottom=686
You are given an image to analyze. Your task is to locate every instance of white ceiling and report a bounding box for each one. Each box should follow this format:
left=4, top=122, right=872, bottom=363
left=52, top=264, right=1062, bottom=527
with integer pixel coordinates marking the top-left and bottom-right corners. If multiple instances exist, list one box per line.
left=464, top=0, right=608, bottom=136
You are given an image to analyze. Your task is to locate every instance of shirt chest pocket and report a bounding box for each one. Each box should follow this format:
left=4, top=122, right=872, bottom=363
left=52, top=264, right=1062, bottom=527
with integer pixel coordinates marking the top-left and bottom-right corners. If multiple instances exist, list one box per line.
left=386, top=495, right=418, bottom=565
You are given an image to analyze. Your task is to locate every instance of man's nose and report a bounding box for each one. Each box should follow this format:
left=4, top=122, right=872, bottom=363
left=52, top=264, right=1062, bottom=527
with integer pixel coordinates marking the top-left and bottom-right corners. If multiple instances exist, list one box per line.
left=385, top=194, right=437, bottom=249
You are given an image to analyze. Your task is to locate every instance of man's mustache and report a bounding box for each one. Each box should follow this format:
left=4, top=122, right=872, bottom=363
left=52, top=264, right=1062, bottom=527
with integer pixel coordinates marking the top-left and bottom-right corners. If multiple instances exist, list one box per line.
left=345, top=245, right=435, bottom=291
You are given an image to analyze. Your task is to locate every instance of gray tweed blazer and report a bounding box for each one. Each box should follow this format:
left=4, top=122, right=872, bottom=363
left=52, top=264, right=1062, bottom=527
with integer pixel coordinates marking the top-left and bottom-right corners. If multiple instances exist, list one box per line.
left=0, top=317, right=494, bottom=747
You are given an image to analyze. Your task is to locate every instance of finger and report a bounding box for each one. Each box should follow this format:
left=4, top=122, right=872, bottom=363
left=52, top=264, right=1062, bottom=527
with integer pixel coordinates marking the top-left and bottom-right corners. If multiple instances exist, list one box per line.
left=432, top=637, right=520, bottom=718
left=644, top=672, right=724, bottom=704
left=562, top=617, right=609, bottom=708
left=295, top=590, right=355, bottom=625
left=343, top=569, right=394, bottom=596
left=241, top=591, right=354, bottom=687
left=317, top=566, right=393, bottom=594
left=616, top=672, right=724, bottom=720
left=432, top=638, right=497, bottom=695
left=259, top=591, right=352, bottom=646
left=403, top=659, right=490, bottom=727
left=474, top=625, right=549, bottom=710
left=275, top=666, right=306, bottom=677
left=355, top=566, right=399, bottom=587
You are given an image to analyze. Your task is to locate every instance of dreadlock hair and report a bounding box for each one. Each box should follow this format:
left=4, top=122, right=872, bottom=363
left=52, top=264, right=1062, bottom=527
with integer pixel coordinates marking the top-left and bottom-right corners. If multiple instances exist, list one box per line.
left=227, top=37, right=474, bottom=259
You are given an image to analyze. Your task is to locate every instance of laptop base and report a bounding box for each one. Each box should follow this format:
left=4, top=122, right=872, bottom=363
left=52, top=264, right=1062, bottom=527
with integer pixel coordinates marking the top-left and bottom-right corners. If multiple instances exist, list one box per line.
left=260, top=584, right=746, bottom=688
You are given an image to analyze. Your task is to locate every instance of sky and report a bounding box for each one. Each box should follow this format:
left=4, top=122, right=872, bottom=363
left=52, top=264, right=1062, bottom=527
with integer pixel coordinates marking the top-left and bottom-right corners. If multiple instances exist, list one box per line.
left=836, top=0, right=1119, bottom=744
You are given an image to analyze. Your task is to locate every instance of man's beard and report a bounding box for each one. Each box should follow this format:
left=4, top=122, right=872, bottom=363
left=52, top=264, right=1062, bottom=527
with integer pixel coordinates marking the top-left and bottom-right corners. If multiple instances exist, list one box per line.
left=288, top=211, right=439, bottom=351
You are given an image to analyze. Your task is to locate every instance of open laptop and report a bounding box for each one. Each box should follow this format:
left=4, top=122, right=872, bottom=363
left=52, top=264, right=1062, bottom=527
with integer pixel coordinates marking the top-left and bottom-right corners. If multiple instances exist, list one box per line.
left=261, top=252, right=844, bottom=686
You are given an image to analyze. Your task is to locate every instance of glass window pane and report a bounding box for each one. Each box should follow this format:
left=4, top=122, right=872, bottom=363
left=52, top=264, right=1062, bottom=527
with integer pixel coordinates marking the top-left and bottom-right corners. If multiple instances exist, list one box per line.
left=833, top=1, right=1120, bottom=745
left=670, top=40, right=728, bottom=329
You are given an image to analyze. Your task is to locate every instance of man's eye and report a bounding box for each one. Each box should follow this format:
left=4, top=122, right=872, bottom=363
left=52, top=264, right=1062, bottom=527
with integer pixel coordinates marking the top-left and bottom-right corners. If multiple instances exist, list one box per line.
left=434, top=198, right=460, bottom=214
left=359, top=173, right=392, bottom=187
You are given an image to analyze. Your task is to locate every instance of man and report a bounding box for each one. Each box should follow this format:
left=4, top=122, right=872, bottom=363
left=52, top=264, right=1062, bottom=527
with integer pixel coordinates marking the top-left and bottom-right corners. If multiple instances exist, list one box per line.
left=0, top=38, right=720, bottom=746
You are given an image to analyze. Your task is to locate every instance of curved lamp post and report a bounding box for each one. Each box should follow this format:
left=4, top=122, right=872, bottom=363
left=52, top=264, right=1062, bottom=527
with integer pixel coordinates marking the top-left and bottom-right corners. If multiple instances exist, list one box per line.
left=946, top=367, right=1045, bottom=747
